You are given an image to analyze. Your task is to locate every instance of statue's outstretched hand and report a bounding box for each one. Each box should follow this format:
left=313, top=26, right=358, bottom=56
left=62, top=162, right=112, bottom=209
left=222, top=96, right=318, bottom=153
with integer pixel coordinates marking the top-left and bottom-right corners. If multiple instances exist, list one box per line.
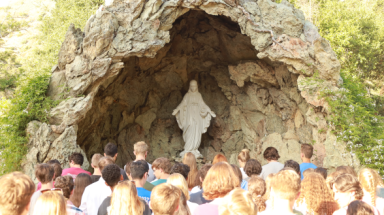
left=210, top=111, right=216, bottom=117
left=172, top=109, right=179, bottom=115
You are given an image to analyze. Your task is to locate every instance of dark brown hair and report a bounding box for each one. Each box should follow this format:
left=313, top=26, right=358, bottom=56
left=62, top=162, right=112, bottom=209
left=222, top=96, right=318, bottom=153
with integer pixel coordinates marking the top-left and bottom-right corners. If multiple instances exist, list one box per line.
left=51, top=163, right=62, bottom=180
left=212, top=154, right=228, bottom=165
left=104, top=142, right=118, bottom=157
left=125, top=161, right=133, bottom=176
left=35, top=163, right=54, bottom=184
left=301, top=144, right=314, bottom=159
left=69, top=152, right=84, bottom=165
left=284, top=160, right=300, bottom=176
left=336, top=166, right=357, bottom=177
left=315, top=167, right=327, bottom=179
left=263, top=147, right=280, bottom=161
left=195, top=164, right=212, bottom=189
left=244, top=159, right=262, bottom=177
left=347, top=200, right=374, bottom=215
left=54, top=175, right=74, bottom=199
left=332, top=174, right=363, bottom=200
left=69, top=173, right=92, bottom=207
left=170, top=163, right=190, bottom=180
left=152, top=157, right=172, bottom=174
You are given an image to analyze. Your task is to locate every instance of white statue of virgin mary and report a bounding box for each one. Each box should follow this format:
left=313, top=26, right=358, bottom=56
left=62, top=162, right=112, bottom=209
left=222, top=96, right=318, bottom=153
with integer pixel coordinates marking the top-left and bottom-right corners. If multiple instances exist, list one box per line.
left=172, top=80, right=216, bottom=158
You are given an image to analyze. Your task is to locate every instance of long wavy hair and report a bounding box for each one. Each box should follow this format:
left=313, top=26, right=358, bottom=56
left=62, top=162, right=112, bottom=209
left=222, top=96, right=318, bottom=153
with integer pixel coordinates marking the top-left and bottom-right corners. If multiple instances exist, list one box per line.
left=296, top=172, right=338, bottom=215
left=182, top=152, right=198, bottom=189
left=359, top=168, right=379, bottom=206
left=109, top=181, right=144, bottom=215
left=69, top=173, right=92, bottom=207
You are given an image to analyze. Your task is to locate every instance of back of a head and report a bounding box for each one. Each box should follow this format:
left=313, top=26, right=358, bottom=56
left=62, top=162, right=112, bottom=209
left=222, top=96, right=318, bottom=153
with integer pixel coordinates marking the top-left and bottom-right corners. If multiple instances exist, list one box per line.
left=0, top=172, right=35, bottom=215
left=359, top=168, right=378, bottom=206
left=152, top=157, right=172, bottom=174
left=271, top=170, right=301, bottom=201
left=35, top=163, right=54, bottom=184
left=51, top=163, right=63, bottom=180
left=55, top=175, right=74, bottom=199
left=301, top=143, right=314, bottom=159
left=336, top=166, right=357, bottom=177
left=131, top=160, right=149, bottom=180
left=33, top=191, right=67, bottom=215
left=231, top=164, right=243, bottom=182
left=70, top=173, right=92, bottom=208
left=347, top=200, right=374, bottom=215
left=102, top=164, right=122, bottom=187
left=175, top=191, right=191, bottom=215
left=195, top=164, right=212, bottom=189
left=104, top=142, right=118, bottom=157
left=218, top=188, right=257, bottom=215
left=284, top=160, right=300, bottom=176
left=167, top=173, right=190, bottom=200
left=91, top=153, right=103, bottom=168
left=98, top=156, right=115, bottom=172
left=303, top=168, right=315, bottom=178
left=248, top=175, right=266, bottom=212
left=151, top=183, right=181, bottom=215
left=182, top=152, right=198, bottom=189
left=315, top=167, right=328, bottom=179
left=332, top=173, right=363, bottom=200
left=134, top=141, right=148, bottom=156
left=170, top=163, right=190, bottom=180
left=69, top=152, right=84, bottom=166
left=212, top=154, right=228, bottom=165
left=203, top=162, right=240, bottom=200
left=237, top=149, right=250, bottom=163
left=297, top=172, right=337, bottom=215
left=244, top=159, right=262, bottom=177
left=125, top=161, right=133, bottom=176
left=263, top=147, right=280, bottom=161
left=370, top=169, right=384, bottom=187
left=110, top=181, right=144, bottom=215
left=263, top=173, right=275, bottom=200
left=47, top=159, right=60, bottom=165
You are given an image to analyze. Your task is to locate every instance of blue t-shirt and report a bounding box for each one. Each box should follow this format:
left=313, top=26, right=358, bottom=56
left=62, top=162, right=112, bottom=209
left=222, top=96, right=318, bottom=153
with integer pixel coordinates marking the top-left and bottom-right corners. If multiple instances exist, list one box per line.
left=300, top=163, right=317, bottom=180
left=137, top=187, right=151, bottom=205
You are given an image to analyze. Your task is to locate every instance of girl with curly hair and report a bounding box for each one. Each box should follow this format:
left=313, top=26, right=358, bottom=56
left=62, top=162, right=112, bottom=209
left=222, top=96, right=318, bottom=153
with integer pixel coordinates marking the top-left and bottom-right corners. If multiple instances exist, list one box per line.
left=294, top=172, right=338, bottom=215
left=248, top=175, right=266, bottom=212
left=359, top=168, right=384, bottom=214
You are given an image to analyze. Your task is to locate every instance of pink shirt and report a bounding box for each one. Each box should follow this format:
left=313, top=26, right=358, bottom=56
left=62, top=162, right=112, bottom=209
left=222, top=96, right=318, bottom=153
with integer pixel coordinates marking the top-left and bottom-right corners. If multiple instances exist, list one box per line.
left=36, top=181, right=55, bottom=191
left=193, top=197, right=223, bottom=215
left=62, top=167, right=91, bottom=179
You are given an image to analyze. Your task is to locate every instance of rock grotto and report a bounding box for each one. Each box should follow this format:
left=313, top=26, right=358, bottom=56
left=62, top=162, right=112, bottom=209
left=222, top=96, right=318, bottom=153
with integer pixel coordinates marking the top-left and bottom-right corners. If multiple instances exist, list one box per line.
left=23, top=0, right=360, bottom=181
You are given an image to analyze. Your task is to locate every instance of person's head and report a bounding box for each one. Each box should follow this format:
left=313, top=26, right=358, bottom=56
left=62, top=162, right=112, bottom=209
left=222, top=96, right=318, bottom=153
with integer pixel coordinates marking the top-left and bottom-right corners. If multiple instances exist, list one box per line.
left=131, top=160, right=149, bottom=180
left=237, top=149, right=250, bottom=167
left=315, top=167, right=328, bottom=179
left=218, top=188, right=257, bottom=215
left=271, top=170, right=301, bottom=204
left=195, top=164, right=212, bottom=189
left=248, top=175, right=266, bottom=212
left=212, top=154, right=228, bottom=165
left=203, top=162, right=240, bottom=200
left=69, top=173, right=92, bottom=208
left=347, top=200, right=374, bottom=215
left=109, top=181, right=144, bottom=215
left=176, top=190, right=191, bottom=215
left=35, top=163, right=55, bottom=184
left=151, top=183, right=181, bottom=215
left=102, top=164, right=123, bottom=188
left=69, top=152, right=84, bottom=167
left=263, top=173, right=275, bottom=200
left=134, top=141, right=149, bottom=157
left=50, top=163, right=63, bottom=181
left=98, top=156, right=115, bottom=172
left=167, top=173, right=190, bottom=200
left=303, top=168, right=315, bottom=178
left=104, top=143, right=118, bottom=161
left=244, top=159, right=262, bottom=177
left=0, top=172, right=35, bottom=215
left=182, top=152, right=198, bottom=189
left=263, top=147, right=280, bottom=161
left=125, top=161, right=133, bottom=181
left=152, top=157, right=172, bottom=179
left=284, top=160, right=301, bottom=177
left=297, top=172, right=337, bottom=215
left=370, top=169, right=384, bottom=187
left=359, top=168, right=379, bottom=206
left=331, top=173, right=363, bottom=208
left=33, top=191, right=67, bottom=215
left=54, top=175, right=74, bottom=199
left=336, top=166, right=357, bottom=177
left=91, top=153, right=103, bottom=169
left=300, top=143, right=313, bottom=160
left=231, top=164, right=243, bottom=182
left=170, top=163, right=190, bottom=180
left=47, top=159, right=60, bottom=165
left=189, top=80, right=198, bottom=92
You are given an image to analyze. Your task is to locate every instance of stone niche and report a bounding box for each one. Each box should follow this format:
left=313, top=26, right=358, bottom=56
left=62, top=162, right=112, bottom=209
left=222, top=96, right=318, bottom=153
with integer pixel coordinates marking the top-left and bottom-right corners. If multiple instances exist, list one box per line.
left=23, top=0, right=361, bottom=181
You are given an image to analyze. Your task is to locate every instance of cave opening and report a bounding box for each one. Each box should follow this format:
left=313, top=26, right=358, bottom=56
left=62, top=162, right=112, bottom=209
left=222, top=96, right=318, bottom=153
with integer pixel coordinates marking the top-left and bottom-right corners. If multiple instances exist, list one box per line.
left=77, top=10, right=311, bottom=167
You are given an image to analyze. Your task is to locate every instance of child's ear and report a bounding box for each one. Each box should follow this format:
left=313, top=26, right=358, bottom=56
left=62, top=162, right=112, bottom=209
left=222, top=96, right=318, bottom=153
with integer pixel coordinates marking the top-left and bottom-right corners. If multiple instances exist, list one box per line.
left=149, top=201, right=152, bottom=210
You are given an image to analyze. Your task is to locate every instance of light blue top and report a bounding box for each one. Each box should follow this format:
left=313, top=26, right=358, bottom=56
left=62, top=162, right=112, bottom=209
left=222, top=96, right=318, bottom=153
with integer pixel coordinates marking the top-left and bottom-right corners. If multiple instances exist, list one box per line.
left=136, top=187, right=151, bottom=205
left=299, top=163, right=317, bottom=180
left=241, top=180, right=248, bottom=190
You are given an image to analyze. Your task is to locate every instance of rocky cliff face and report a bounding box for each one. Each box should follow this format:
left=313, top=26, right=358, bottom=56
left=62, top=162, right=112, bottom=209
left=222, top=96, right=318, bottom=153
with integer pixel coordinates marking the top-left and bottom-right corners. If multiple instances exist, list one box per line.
left=23, top=0, right=359, bottom=181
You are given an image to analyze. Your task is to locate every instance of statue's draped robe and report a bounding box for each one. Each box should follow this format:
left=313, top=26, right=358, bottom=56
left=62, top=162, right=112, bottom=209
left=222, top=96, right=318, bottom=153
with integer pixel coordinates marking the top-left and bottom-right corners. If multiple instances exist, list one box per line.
left=175, top=91, right=213, bottom=156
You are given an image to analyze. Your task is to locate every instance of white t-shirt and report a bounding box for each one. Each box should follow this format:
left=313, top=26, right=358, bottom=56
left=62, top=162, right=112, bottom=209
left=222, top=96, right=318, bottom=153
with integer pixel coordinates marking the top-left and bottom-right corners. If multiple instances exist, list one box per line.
left=190, top=186, right=201, bottom=194
left=240, top=167, right=248, bottom=179
left=187, top=200, right=199, bottom=213
left=80, top=177, right=111, bottom=215
left=260, top=162, right=284, bottom=180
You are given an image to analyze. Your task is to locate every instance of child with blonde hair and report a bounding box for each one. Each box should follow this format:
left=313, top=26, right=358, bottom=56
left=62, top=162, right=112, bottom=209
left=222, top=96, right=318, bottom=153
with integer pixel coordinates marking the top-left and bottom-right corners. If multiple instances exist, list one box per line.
left=33, top=191, right=67, bottom=215
left=218, top=188, right=257, bottom=215
left=167, top=173, right=199, bottom=213
left=359, top=168, right=384, bottom=214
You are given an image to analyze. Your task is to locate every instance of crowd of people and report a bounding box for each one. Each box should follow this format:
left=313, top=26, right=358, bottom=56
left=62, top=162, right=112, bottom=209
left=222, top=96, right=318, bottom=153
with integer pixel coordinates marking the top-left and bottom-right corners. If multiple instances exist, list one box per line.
left=0, top=141, right=383, bottom=215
